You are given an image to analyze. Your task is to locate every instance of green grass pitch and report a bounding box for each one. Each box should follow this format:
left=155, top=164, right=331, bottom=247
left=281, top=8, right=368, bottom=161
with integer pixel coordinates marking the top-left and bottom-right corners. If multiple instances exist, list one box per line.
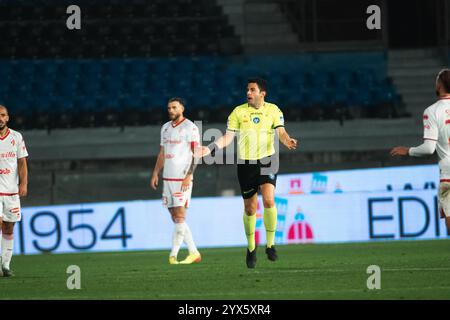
left=2, top=239, right=450, bottom=299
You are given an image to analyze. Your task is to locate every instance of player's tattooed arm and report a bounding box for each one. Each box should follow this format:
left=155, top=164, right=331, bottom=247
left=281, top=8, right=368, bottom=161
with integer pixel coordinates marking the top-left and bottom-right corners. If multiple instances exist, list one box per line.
left=187, top=155, right=198, bottom=175
left=181, top=142, right=201, bottom=191
left=181, top=156, right=198, bottom=192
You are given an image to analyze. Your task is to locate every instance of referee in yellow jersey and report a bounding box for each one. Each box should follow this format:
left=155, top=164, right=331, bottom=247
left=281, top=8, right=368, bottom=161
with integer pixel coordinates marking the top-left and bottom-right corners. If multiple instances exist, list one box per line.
left=196, top=78, right=298, bottom=268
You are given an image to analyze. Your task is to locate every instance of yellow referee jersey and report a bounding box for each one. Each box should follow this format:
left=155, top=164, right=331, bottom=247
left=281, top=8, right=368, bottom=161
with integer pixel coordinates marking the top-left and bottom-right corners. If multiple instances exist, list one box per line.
left=227, top=102, right=285, bottom=160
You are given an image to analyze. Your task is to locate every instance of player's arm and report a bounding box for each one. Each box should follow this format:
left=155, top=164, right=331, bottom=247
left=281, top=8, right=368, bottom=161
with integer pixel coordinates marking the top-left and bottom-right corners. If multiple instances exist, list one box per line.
left=212, top=130, right=236, bottom=150
left=195, top=130, right=236, bottom=157
left=390, top=110, right=437, bottom=157
left=276, top=126, right=298, bottom=150
left=195, top=108, right=238, bottom=158
left=181, top=143, right=201, bottom=192
left=151, top=146, right=164, bottom=190
left=18, top=157, right=28, bottom=197
left=390, top=140, right=437, bottom=157
left=272, top=107, right=297, bottom=150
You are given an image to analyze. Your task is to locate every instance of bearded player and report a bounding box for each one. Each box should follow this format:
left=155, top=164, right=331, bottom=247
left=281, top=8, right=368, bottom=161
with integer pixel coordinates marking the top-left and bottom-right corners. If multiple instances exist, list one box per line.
left=391, top=69, right=450, bottom=232
left=0, top=105, right=28, bottom=277
left=150, top=98, right=201, bottom=264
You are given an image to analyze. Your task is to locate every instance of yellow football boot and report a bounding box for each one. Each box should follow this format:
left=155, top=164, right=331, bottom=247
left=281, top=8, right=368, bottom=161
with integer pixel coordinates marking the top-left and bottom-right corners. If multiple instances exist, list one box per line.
left=169, top=256, right=179, bottom=265
left=179, top=252, right=201, bottom=264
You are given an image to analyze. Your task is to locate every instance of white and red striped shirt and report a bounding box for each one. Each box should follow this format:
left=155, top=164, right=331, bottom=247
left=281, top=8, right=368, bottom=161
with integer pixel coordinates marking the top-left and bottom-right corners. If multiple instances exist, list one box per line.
left=0, top=128, right=28, bottom=194
left=160, top=118, right=199, bottom=180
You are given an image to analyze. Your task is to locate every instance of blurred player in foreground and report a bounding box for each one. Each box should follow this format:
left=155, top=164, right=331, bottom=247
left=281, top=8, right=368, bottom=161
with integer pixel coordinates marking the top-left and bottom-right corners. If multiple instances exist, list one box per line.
left=391, top=69, right=450, bottom=231
left=151, top=98, right=201, bottom=264
left=196, top=78, right=298, bottom=268
left=0, top=105, right=28, bottom=277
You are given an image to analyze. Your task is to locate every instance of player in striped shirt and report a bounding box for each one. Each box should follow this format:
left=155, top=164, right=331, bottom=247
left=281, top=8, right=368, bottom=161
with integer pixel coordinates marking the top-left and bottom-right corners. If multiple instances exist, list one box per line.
left=391, top=69, right=450, bottom=231
left=151, top=98, right=201, bottom=265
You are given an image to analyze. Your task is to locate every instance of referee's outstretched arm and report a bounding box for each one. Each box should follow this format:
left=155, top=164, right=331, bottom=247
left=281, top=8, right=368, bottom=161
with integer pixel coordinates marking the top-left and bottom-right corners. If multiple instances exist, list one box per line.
left=276, top=126, right=298, bottom=150
left=194, top=130, right=236, bottom=158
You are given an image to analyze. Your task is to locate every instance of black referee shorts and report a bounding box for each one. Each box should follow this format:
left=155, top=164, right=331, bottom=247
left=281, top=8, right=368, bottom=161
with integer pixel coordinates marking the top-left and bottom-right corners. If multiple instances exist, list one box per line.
left=237, top=155, right=278, bottom=199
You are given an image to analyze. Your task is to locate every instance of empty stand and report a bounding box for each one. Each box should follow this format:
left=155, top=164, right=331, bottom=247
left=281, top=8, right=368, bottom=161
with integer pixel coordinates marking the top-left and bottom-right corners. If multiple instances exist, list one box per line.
left=0, top=52, right=404, bottom=130
left=0, top=0, right=242, bottom=58
left=0, top=1, right=405, bottom=129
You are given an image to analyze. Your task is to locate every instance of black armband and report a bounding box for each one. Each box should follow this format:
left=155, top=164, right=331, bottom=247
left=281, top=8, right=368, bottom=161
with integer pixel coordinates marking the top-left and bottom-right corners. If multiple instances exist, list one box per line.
left=208, top=142, right=218, bottom=157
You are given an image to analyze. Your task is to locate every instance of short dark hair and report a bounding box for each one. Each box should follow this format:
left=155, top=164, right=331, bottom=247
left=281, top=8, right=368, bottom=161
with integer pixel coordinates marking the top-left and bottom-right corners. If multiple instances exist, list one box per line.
left=168, top=97, right=186, bottom=107
left=0, top=105, right=8, bottom=114
left=438, top=69, right=450, bottom=93
left=248, top=77, right=267, bottom=93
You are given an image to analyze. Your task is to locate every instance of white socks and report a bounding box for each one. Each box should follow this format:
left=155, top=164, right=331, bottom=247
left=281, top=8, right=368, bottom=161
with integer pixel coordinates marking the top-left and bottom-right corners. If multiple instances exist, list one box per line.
left=183, top=223, right=198, bottom=255
left=170, top=223, right=186, bottom=258
left=1, top=234, right=13, bottom=270
left=169, top=222, right=199, bottom=258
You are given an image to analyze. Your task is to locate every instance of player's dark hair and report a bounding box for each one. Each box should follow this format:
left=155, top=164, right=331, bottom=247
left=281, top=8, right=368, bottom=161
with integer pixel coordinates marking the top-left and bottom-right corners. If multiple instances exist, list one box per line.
left=168, top=97, right=186, bottom=107
left=438, top=69, right=450, bottom=93
left=0, top=105, right=8, bottom=114
left=248, top=77, right=267, bottom=93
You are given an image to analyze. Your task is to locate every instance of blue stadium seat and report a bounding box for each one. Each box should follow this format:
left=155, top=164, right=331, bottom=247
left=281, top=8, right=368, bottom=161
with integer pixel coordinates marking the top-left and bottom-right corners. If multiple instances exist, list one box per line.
left=348, top=89, right=371, bottom=107
left=50, top=96, right=74, bottom=113
left=286, top=73, right=307, bottom=90
left=371, top=84, right=397, bottom=105
left=80, top=61, right=103, bottom=77
left=305, top=72, right=332, bottom=90
left=152, top=61, right=171, bottom=76
left=0, top=81, right=9, bottom=96
left=102, top=60, right=126, bottom=76
left=74, top=96, right=98, bottom=112
left=309, top=92, right=326, bottom=106
left=171, top=58, right=195, bottom=74
left=59, top=62, right=81, bottom=79
left=34, top=96, right=53, bottom=112
left=55, top=81, right=77, bottom=98
left=125, top=60, right=148, bottom=76
left=98, top=95, right=121, bottom=110
left=192, top=74, right=215, bottom=91
left=145, top=94, right=169, bottom=109
left=34, top=61, right=58, bottom=80
left=331, top=70, right=354, bottom=88
left=9, top=81, right=32, bottom=99
left=102, top=77, right=123, bottom=96
left=0, top=61, right=11, bottom=79
left=193, top=57, right=218, bottom=73
left=78, top=78, right=101, bottom=96
left=354, top=69, right=378, bottom=86
left=120, top=94, right=144, bottom=109
left=281, top=91, right=302, bottom=108
left=331, top=90, right=349, bottom=106
left=32, top=81, right=55, bottom=97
